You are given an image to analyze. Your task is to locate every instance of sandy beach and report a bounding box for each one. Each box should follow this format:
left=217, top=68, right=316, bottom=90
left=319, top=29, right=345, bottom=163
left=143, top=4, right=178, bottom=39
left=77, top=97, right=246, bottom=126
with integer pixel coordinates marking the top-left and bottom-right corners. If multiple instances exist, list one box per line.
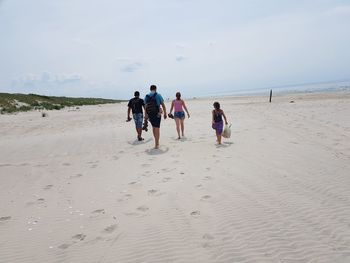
left=1, top=91, right=350, bottom=263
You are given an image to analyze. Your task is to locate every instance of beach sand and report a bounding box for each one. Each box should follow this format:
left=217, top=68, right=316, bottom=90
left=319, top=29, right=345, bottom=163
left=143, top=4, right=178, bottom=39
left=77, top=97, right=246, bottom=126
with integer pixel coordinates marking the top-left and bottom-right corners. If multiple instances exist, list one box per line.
left=1, top=92, right=350, bottom=262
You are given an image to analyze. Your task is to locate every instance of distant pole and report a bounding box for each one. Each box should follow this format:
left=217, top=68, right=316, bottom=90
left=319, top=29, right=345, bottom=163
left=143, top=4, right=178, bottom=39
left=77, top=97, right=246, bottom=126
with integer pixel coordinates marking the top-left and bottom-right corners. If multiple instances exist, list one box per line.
left=269, top=89, right=272, bottom=103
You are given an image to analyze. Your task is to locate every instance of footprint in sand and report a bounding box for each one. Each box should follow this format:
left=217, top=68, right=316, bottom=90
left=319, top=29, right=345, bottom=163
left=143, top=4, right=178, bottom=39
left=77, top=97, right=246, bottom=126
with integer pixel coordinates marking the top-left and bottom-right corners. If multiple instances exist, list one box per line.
left=201, top=195, right=211, bottom=200
left=137, top=206, right=149, bottom=212
left=58, top=243, right=72, bottom=250
left=145, top=147, right=169, bottom=155
left=162, top=177, right=172, bottom=182
left=0, top=163, right=12, bottom=167
left=0, top=216, right=11, bottom=222
left=190, top=211, right=200, bottom=217
left=62, top=163, right=71, bottom=166
left=201, top=234, right=215, bottom=248
left=196, top=184, right=203, bottom=189
left=124, top=212, right=139, bottom=216
left=72, top=233, right=86, bottom=241
left=203, top=176, right=212, bottom=181
left=202, top=234, right=214, bottom=240
left=70, top=173, right=83, bottom=179
left=148, top=189, right=159, bottom=195
left=43, top=185, right=53, bottom=190
left=91, top=209, right=105, bottom=214
left=103, top=224, right=117, bottom=234
left=142, top=163, right=151, bottom=167
left=26, top=198, right=44, bottom=206
left=90, top=164, right=98, bottom=168
left=58, top=234, right=86, bottom=249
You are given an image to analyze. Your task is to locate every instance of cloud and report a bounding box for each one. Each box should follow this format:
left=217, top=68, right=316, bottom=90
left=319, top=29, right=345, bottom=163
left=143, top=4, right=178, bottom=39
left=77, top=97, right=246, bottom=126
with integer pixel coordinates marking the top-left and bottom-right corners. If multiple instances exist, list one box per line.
left=175, top=44, right=185, bottom=49
left=176, top=55, right=188, bottom=62
left=328, top=5, right=350, bottom=16
left=11, top=72, right=82, bottom=91
left=115, top=57, right=132, bottom=62
left=120, top=62, right=144, bottom=73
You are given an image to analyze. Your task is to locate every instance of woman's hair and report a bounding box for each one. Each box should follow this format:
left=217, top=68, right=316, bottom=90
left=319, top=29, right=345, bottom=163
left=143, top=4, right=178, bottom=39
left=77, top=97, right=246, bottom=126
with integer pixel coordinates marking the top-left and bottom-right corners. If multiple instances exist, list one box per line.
left=213, top=101, right=220, bottom=110
left=176, top=92, right=181, bottom=100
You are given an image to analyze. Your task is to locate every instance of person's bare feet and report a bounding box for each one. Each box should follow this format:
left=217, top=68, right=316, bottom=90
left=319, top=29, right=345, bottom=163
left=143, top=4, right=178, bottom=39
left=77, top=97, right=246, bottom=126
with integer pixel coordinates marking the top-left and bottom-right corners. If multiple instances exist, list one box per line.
left=154, top=144, right=160, bottom=149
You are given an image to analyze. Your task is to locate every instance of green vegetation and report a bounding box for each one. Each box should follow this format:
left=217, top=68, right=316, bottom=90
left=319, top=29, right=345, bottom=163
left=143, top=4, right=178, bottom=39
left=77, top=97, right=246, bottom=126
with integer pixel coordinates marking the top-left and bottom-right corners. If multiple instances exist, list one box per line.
left=0, top=93, right=124, bottom=114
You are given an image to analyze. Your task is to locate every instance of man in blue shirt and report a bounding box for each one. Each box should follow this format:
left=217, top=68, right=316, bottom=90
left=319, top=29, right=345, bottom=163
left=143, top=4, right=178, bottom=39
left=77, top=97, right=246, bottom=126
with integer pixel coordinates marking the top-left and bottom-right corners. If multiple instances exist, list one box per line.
left=144, top=85, right=167, bottom=149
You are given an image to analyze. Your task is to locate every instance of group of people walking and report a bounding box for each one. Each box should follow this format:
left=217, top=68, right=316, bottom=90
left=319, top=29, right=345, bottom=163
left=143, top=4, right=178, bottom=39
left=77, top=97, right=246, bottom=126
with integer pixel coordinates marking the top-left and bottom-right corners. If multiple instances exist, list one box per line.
left=127, top=85, right=228, bottom=149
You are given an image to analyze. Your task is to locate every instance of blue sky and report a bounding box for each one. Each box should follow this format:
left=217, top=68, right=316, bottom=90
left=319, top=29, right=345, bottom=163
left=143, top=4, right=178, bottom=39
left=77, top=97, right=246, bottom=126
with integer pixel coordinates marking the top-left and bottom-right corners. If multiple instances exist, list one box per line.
left=1, top=0, right=350, bottom=99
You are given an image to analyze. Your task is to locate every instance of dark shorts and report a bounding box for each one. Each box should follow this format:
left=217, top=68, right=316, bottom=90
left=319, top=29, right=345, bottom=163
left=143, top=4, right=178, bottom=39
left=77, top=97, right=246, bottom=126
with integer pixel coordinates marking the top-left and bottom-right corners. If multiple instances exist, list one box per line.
left=133, top=113, right=143, bottom=128
left=149, top=114, right=161, bottom=128
left=212, top=121, right=223, bottom=134
left=174, top=111, right=185, bottom=119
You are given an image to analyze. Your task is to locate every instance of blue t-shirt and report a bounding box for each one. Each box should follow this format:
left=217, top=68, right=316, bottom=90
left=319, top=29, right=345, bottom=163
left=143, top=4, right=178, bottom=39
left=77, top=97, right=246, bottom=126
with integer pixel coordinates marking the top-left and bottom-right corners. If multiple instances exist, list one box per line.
left=144, top=92, right=164, bottom=106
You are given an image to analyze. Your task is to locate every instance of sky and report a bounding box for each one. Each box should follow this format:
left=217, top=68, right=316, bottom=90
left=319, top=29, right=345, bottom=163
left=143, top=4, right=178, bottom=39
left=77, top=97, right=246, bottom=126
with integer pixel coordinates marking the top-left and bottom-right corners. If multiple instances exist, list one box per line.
left=1, top=0, right=350, bottom=99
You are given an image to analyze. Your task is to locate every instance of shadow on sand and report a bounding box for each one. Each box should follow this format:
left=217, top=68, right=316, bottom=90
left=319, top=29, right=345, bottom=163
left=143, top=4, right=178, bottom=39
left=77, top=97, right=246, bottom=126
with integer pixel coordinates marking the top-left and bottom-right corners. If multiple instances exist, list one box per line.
left=145, top=147, right=169, bottom=155
left=127, top=138, right=152, bottom=146
left=215, top=141, right=233, bottom=148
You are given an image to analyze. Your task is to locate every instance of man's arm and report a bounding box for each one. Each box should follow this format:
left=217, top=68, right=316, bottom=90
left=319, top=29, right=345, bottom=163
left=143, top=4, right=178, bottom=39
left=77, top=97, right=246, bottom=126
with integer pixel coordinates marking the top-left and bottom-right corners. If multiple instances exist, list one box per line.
left=169, top=100, right=174, bottom=114
left=161, top=102, right=167, bottom=119
left=127, top=107, right=132, bottom=121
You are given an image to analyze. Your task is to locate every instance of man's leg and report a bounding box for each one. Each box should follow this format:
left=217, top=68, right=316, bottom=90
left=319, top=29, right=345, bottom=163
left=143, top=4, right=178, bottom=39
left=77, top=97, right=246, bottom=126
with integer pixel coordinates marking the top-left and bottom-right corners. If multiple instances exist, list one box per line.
left=136, top=127, right=142, bottom=139
left=153, top=127, right=160, bottom=148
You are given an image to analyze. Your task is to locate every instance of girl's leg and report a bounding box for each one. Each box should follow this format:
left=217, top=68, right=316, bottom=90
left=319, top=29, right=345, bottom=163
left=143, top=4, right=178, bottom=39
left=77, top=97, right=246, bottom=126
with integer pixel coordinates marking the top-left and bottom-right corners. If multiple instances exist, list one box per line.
left=175, top=118, right=181, bottom=139
left=180, top=118, right=185, bottom=137
left=216, top=132, right=222, bottom=144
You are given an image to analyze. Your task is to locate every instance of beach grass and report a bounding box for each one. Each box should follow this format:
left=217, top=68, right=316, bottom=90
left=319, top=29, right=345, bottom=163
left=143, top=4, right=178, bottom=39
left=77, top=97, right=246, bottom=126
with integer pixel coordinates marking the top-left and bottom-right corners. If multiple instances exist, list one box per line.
left=0, top=93, right=124, bottom=114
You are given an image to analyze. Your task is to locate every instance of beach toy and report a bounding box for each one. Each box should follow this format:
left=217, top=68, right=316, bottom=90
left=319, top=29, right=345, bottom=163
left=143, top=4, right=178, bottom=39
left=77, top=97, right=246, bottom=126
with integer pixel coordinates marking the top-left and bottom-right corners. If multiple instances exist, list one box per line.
left=222, top=124, right=232, bottom=138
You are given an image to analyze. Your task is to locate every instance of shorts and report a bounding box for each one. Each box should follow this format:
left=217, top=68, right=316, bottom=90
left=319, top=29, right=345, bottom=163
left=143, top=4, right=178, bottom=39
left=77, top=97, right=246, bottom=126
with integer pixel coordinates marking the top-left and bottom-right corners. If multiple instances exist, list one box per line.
left=212, top=121, right=223, bottom=134
left=148, top=114, right=161, bottom=128
left=174, top=111, right=185, bottom=119
left=133, top=113, right=143, bottom=128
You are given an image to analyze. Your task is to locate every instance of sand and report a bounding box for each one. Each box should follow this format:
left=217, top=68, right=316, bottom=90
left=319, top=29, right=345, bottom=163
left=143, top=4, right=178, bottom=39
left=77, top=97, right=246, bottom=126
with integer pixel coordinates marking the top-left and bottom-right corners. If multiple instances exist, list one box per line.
left=1, top=91, right=350, bottom=263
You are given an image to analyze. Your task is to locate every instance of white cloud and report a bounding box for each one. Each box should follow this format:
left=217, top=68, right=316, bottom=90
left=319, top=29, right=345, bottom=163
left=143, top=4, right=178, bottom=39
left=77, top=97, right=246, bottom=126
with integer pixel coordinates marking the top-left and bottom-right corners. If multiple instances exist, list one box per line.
left=327, top=5, right=350, bottom=16
left=175, top=55, right=188, bottom=62
left=1, top=0, right=349, bottom=99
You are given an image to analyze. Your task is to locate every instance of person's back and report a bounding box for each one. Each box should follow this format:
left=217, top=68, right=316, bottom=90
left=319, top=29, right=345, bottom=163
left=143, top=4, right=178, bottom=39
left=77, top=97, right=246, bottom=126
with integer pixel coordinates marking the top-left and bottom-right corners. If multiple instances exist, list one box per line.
left=144, top=85, right=167, bottom=149
left=213, top=109, right=223, bottom=123
left=169, top=92, right=190, bottom=139
left=127, top=91, right=145, bottom=141
left=145, top=92, right=160, bottom=116
left=173, top=99, right=183, bottom=113
left=129, top=97, right=144, bottom=114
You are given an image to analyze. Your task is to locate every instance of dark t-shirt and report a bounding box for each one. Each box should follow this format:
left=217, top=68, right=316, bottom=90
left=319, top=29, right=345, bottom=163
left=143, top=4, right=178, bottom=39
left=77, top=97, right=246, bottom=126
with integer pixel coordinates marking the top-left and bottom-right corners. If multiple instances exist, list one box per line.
left=128, top=97, right=145, bottom=114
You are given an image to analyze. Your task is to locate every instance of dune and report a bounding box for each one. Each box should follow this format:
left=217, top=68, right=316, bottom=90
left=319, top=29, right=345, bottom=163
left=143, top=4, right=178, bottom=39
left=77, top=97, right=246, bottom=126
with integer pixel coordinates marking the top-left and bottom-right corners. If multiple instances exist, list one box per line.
left=0, top=91, right=350, bottom=262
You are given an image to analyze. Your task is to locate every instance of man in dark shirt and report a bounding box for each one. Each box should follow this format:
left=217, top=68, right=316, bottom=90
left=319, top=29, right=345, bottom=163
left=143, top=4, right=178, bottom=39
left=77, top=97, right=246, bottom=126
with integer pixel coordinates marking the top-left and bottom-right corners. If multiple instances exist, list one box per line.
left=127, top=91, right=145, bottom=141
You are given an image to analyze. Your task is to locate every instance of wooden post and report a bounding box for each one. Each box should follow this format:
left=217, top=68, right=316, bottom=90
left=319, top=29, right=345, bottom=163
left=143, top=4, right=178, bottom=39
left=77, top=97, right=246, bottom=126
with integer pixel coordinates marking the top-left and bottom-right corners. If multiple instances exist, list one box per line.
left=269, top=89, right=272, bottom=103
